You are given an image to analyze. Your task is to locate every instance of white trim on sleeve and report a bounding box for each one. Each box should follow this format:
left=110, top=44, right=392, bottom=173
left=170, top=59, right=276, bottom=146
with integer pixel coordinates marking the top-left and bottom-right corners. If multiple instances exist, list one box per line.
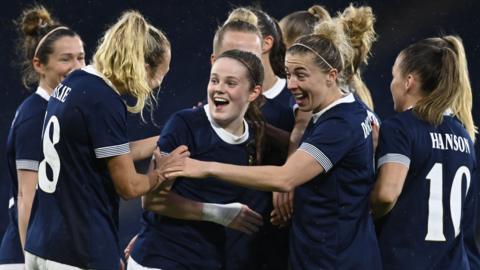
left=16, top=159, right=39, bottom=171
left=94, top=143, right=130, bottom=158
left=298, top=142, right=333, bottom=172
left=377, top=153, right=411, bottom=169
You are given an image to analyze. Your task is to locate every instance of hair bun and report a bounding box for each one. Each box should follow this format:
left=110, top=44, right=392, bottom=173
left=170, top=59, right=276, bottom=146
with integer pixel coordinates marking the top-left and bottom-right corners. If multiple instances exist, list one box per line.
left=225, top=7, right=258, bottom=27
left=340, top=5, right=376, bottom=50
left=308, top=5, right=331, bottom=20
left=20, top=5, right=54, bottom=36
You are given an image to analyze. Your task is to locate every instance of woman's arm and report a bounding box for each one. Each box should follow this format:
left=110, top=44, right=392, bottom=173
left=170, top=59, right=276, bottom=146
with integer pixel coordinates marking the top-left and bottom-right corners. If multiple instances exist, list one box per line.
left=143, top=189, right=263, bottom=234
left=370, top=163, right=409, bottom=219
left=108, top=146, right=188, bottom=200
left=17, top=169, right=38, bottom=249
left=169, top=149, right=324, bottom=192
left=129, top=135, right=159, bottom=161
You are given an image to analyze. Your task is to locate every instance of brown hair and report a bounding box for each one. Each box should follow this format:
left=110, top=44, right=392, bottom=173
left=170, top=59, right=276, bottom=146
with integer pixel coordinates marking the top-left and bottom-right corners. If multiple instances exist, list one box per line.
left=399, top=36, right=476, bottom=141
left=15, top=5, right=80, bottom=88
left=279, top=5, right=331, bottom=47
left=249, top=8, right=286, bottom=78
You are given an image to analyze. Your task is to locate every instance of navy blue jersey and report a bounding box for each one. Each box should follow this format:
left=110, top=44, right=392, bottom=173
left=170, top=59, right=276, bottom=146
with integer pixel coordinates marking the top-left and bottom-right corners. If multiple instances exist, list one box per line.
left=376, top=109, right=478, bottom=270
left=25, top=66, right=130, bottom=269
left=291, top=94, right=381, bottom=270
left=262, top=77, right=294, bottom=133
left=0, top=88, right=48, bottom=264
left=131, top=105, right=259, bottom=269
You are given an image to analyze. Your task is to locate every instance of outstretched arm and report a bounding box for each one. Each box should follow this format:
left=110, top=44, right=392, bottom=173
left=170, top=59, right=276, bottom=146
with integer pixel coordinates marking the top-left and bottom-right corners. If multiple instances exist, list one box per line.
left=168, top=149, right=323, bottom=192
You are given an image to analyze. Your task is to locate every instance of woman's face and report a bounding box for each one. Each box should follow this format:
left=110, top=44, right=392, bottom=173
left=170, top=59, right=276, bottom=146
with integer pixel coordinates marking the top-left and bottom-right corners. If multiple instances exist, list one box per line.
left=213, top=31, right=262, bottom=62
left=38, top=35, right=85, bottom=90
left=390, top=54, right=409, bottom=112
left=147, top=49, right=171, bottom=90
left=285, top=52, right=333, bottom=113
left=207, top=57, right=259, bottom=130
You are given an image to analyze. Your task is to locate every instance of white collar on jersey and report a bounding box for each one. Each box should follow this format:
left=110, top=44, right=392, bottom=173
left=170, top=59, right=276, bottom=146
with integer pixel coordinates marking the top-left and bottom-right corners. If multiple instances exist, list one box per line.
left=82, top=65, right=120, bottom=95
left=311, top=93, right=355, bottom=124
left=35, top=85, right=50, bottom=101
left=406, top=106, right=453, bottom=116
left=203, top=104, right=249, bottom=144
left=263, top=76, right=286, bottom=99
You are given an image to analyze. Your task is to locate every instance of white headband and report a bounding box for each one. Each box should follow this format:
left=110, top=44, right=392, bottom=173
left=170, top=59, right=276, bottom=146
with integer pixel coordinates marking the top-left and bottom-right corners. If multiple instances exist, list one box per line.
left=291, top=43, right=334, bottom=70
left=33, top=26, right=69, bottom=58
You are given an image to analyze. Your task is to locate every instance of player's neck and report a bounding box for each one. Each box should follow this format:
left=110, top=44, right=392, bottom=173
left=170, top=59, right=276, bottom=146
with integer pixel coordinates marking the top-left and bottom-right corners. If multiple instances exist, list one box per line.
left=262, top=63, right=277, bottom=94
left=38, top=80, right=54, bottom=96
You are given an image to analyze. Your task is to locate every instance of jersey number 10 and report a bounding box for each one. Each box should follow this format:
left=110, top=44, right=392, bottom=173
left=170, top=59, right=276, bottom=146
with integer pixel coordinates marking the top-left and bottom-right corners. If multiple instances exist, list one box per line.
left=425, top=163, right=471, bottom=241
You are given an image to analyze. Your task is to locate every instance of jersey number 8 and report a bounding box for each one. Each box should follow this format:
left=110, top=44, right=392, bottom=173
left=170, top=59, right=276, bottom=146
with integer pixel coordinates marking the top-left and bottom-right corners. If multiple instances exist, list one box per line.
left=38, top=116, right=61, bottom=193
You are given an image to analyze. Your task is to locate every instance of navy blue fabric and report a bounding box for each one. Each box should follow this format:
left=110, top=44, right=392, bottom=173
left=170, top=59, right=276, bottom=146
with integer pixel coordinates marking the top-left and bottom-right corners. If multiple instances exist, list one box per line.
left=132, top=107, right=262, bottom=269
left=290, top=97, right=381, bottom=270
left=376, top=110, right=479, bottom=270
left=25, top=69, right=130, bottom=269
left=0, top=92, right=46, bottom=264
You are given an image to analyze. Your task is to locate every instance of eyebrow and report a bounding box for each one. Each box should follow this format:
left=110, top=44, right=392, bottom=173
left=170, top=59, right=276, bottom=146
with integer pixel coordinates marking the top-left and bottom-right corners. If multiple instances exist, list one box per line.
left=292, top=67, right=308, bottom=72
left=210, top=73, right=240, bottom=80
left=58, top=52, right=85, bottom=56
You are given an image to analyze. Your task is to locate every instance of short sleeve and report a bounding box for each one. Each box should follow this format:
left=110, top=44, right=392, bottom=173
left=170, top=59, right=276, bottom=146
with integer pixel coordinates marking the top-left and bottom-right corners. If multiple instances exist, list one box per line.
left=15, top=116, right=44, bottom=171
left=88, top=96, right=130, bottom=159
left=158, top=113, right=193, bottom=155
left=298, top=118, right=353, bottom=173
left=376, top=117, right=411, bottom=169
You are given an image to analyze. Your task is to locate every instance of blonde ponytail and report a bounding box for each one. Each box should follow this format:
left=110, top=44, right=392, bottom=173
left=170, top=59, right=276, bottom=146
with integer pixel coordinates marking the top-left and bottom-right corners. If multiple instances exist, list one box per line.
left=444, top=36, right=477, bottom=141
left=337, top=4, right=377, bottom=109
left=93, top=11, right=170, bottom=113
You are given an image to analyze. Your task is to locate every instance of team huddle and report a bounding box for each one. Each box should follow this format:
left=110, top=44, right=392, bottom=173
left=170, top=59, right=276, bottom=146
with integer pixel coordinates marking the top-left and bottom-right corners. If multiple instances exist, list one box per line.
left=0, top=3, right=478, bottom=270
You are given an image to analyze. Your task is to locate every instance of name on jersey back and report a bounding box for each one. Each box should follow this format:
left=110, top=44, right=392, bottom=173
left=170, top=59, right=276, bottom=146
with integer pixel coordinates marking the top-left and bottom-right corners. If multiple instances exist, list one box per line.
left=52, top=83, right=71, bottom=103
left=430, top=132, right=470, bottom=154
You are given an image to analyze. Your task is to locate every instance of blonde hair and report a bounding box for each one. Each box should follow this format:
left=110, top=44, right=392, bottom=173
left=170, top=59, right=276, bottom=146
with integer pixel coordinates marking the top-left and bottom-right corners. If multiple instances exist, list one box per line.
left=400, top=35, right=476, bottom=141
left=279, top=5, right=331, bottom=47
left=212, top=7, right=261, bottom=55
left=288, top=19, right=353, bottom=77
left=93, top=11, right=170, bottom=113
left=445, top=36, right=477, bottom=141
left=337, top=4, right=377, bottom=109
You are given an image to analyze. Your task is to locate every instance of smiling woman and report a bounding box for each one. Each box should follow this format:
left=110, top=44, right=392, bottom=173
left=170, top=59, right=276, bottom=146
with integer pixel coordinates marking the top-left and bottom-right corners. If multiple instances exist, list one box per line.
left=0, top=5, right=85, bottom=269
left=168, top=19, right=382, bottom=270
left=128, top=49, right=266, bottom=270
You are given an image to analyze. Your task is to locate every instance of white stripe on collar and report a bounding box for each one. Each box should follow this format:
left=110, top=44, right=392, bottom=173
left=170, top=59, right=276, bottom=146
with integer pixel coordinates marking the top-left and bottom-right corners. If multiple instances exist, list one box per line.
left=82, top=65, right=120, bottom=94
left=35, top=86, right=50, bottom=101
left=263, top=77, right=286, bottom=99
left=203, top=104, right=249, bottom=144
left=312, top=93, right=355, bottom=124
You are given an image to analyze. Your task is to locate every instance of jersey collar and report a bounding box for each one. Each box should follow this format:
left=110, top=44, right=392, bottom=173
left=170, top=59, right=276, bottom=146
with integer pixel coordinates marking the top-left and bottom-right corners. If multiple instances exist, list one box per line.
left=263, top=77, right=286, bottom=99
left=82, top=65, right=120, bottom=95
left=312, top=93, right=355, bottom=124
left=35, top=86, right=50, bottom=101
left=203, top=104, right=249, bottom=144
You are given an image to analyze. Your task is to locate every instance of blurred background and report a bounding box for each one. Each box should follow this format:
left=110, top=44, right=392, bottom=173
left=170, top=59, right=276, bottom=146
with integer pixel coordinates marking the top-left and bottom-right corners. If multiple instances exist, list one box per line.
left=0, top=0, right=479, bottom=248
